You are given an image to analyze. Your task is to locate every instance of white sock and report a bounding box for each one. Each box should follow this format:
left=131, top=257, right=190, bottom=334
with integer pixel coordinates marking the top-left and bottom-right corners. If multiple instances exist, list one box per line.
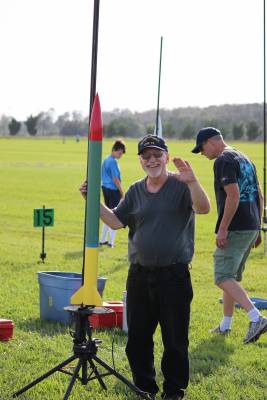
left=220, top=316, right=233, bottom=331
left=247, top=307, right=261, bottom=323
left=100, top=224, right=109, bottom=243
left=108, top=228, right=116, bottom=246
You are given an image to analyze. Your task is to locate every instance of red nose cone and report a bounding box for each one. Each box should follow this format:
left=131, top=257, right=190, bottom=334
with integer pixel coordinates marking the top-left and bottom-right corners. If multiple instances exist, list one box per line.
left=89, top=93, right=103, bottom=141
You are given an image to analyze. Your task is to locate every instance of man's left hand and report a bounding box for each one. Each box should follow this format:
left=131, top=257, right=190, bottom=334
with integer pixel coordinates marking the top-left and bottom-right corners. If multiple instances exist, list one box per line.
left=216, top=227, right=228, bottom=248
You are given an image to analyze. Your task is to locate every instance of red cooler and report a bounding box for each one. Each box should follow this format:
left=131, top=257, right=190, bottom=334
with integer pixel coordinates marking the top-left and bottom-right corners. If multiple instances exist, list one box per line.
left=89, top=309, right=116, bottom=329
left=0, top=319, right=14, bottom=341
left=103, top=301, right=123, bottom=328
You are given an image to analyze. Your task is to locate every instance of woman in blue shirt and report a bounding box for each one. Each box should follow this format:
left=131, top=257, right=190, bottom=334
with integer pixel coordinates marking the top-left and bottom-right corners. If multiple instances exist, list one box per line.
left=100, top=139, right=126, bottom=247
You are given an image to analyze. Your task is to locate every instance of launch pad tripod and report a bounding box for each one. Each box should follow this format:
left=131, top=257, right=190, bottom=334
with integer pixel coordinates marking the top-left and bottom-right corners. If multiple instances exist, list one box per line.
left=13, top=306, right=151, bottom=400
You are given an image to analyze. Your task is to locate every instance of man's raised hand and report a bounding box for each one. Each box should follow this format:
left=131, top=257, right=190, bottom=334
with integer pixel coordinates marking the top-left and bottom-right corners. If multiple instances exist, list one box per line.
left=172, top=157, right=196, bottom=184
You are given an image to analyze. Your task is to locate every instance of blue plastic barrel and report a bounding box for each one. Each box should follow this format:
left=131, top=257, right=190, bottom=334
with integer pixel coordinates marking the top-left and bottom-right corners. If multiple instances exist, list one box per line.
left=37, top=271, right=107, bottom=324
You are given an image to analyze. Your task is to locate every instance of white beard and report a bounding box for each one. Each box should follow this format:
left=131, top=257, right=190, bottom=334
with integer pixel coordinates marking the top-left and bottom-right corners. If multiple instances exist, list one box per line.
left=143, top=164, right=164, bottom=178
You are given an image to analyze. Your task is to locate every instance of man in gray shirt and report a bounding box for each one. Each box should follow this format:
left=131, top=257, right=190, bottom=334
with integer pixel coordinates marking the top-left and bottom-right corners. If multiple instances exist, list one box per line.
left=81, top=135, right=210, bottom=400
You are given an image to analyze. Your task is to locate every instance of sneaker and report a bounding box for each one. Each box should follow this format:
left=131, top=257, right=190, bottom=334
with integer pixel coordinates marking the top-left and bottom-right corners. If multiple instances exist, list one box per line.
left=209, top=326, right=231, bottom=335
left=99, top=241, right=108, bottom=246
left=243, top=316, right=267, bottom=344
left=107, top=243, right=114, bottom=248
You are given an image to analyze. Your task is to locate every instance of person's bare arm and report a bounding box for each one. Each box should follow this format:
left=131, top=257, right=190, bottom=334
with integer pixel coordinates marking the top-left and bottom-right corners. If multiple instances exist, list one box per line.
left=253, top=183, right=264, bottom=248
left=216, top=183, right=239, bottom=248
left=79, top=180, right=123, bottom=229
left=172, top=157, right=210, bottom=214
left=113, top=177, right=124, bottom=197
left=100, top=204, right=123, bottom=229
left=258, top=183, right=264, bottom=220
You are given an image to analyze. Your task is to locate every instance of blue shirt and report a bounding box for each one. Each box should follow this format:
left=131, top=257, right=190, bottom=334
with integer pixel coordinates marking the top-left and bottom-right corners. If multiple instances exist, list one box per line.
left=101, top=155, right=121, bottom=190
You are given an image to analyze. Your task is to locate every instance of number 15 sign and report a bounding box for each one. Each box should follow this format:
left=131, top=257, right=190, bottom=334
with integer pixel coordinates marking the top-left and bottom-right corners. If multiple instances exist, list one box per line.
left=34, top=208, right=54, bottom=227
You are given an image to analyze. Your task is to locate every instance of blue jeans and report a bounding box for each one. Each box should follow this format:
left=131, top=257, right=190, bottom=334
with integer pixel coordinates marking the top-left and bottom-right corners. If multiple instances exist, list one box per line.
left=126, top=263, right=193, bottom=397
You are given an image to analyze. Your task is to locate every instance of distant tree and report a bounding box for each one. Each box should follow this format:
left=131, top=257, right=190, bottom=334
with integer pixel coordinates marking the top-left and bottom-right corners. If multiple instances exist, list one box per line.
left=145, top=124, right=154, bottom=135
left=104, top=117, right=141, bottom=138
left=201, top=119, right=219, bottom=129
left=0, top=114, right=11, bottom=135
left=55, top=112, right=70, bottom=137
left=56, top=111, right=86, bottom=137
left=181, top=123, right=195, bottom=139
left=60, top=120, right=83, bottom=137
left=25, top=114, right=40, bottom=136
left=246, top=121, right=260, bottom=141
left=8, top=118, right=21, bottom=136
left=164, top=122, right=176, bottom=138
left=232, top=123, right=244, bottom=140
left=37, top=109, right=56, bottom=136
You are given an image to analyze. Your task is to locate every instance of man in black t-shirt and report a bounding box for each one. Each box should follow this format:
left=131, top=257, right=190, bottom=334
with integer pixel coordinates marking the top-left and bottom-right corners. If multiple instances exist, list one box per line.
left=192, top=127, right=267, bottom=344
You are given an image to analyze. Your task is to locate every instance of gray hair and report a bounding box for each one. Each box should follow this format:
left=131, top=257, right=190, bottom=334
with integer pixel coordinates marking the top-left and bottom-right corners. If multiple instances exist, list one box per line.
left=209, top=134, right=223, bottom=142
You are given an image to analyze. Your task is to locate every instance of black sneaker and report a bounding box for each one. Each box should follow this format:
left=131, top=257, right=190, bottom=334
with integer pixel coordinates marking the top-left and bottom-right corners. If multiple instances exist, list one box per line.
left=99, top=241, right=108, bottom=246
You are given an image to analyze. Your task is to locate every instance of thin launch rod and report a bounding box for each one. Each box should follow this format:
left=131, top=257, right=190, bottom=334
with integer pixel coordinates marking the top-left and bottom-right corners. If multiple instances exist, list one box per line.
left=263, top=0, right=267, bottom=254
left=155, top=36, right=163, bottom=136
left=82, top=0, right=100, bottom=283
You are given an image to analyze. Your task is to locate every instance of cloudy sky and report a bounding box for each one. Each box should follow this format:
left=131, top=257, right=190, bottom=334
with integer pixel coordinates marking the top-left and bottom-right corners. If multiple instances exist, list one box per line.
left=0, top=0, right=264, bottom=119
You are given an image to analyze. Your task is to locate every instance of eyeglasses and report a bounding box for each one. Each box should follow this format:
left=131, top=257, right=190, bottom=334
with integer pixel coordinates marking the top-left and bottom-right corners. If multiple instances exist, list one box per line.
left=140, top=151, right=164, bottom=161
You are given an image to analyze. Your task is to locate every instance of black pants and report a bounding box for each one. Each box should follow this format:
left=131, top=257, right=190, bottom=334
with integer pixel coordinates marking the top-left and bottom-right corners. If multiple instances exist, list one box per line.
left=126, top=263, right=193, bottom=397
left=102, top=186, right=121, bottom=209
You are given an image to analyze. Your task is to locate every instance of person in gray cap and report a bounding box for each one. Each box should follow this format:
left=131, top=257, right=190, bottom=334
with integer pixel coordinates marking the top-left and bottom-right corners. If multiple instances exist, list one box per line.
left=81, top=134, right=210, bottom=400
left=192, top=127, right=266, bottom=344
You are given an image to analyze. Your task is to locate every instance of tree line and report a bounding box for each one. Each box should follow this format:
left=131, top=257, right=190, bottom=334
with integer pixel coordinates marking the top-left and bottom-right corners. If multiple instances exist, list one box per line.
left=0, top=103, right=265, bottom=141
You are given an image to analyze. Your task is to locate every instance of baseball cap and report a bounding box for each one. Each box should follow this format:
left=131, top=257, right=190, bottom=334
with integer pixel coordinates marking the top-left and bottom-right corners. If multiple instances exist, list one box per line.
left=138, top=135, right=168, bottom=155
left=191, top=127, right=222, bottom=154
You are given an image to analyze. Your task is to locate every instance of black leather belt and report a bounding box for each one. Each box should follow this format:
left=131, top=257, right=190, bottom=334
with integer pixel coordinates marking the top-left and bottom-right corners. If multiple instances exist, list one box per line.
left=130, top=262, right=189, bottom=273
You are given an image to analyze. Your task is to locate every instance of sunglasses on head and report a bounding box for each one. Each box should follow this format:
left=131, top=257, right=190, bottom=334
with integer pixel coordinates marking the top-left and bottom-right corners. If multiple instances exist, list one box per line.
left=140, top=150, right=164, bottom=160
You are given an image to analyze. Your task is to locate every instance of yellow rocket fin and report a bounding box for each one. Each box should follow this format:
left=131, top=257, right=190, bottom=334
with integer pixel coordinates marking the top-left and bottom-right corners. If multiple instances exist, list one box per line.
left=71, top=247, right=102, bottom=307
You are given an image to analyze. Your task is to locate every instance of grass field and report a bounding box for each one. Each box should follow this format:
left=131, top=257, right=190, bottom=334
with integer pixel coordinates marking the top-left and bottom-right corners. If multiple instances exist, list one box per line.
left=0, top=137, right=266, bottom=400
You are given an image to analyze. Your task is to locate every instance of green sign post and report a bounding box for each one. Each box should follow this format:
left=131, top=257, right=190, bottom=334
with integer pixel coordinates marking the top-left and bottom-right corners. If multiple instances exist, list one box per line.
left=34, top=208, right=54, bottom=227
left=33, top=206, right=54, bottom=262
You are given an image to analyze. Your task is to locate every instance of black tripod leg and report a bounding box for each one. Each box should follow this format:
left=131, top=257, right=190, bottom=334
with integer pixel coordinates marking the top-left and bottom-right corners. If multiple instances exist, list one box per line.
left=92, top=354, right=151, bottom=400
left=88, top=358, right=107, bottom=390
left=13, top=355, right=77, bottom=398
left=81, top=358, right=88, bottom=384
left=63, top=358, right=83, bottom=400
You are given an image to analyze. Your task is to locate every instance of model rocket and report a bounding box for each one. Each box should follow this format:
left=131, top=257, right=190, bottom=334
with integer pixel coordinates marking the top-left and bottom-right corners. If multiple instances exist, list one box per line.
left=71, top=93, right=103, bottom=307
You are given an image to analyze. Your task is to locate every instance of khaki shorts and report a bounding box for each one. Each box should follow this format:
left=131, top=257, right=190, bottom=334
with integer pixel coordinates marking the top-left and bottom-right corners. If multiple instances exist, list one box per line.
left=213, top=230, right=258, bottom=284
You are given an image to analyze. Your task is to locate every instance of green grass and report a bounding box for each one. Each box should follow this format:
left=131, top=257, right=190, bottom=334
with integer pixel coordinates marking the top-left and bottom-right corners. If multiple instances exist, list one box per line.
left=0, top=137, right=266, bottom=400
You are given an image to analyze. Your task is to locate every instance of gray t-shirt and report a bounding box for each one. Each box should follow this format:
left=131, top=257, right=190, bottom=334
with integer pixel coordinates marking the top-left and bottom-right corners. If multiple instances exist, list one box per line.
left=113, top=174, right=195, bottom=267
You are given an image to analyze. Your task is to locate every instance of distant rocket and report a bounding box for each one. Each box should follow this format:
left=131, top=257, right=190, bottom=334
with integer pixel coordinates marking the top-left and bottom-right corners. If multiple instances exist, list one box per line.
left=71, top=94, right=103, bottom=306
